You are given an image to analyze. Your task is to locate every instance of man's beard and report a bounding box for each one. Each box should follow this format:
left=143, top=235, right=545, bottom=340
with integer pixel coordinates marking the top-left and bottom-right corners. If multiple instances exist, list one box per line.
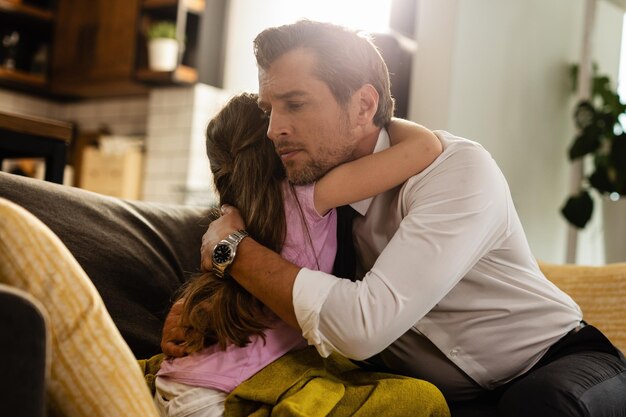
left=284, top=114, right=356, bottom=185
left=283, top=136, right=359, bottom=185
left=285, top=157, right=334, bottom=185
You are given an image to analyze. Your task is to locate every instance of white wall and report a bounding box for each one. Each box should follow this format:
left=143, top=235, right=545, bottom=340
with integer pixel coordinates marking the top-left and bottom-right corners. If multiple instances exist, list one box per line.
left=222, top=0, right=394, bottom=92
left=409, top=0, right=624, bottom=263
left=142, top=85, right=231, bottom=205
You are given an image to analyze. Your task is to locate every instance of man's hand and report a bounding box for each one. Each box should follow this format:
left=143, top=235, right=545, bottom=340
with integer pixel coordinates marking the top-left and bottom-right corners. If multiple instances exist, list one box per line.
left=200, top=205, right=246, bottom=272
left=201, top=204, right=302, bottom=330
left=161, top=299, right=188, bottom=358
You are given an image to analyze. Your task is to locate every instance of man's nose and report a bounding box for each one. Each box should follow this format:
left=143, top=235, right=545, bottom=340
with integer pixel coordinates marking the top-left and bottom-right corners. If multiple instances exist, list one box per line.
left=267, top=112, right=290, bottom=142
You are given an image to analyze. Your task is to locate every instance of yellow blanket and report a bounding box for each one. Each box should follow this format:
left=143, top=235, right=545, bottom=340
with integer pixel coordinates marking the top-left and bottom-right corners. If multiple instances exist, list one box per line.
left=224, top=347, right=450, bottom=417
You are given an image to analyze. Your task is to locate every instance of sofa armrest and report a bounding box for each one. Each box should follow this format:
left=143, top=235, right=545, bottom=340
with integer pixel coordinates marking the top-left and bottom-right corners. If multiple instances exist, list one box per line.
left=539, top=262, right=626, bottom=353
left=0, top=285, right=48, bottom=417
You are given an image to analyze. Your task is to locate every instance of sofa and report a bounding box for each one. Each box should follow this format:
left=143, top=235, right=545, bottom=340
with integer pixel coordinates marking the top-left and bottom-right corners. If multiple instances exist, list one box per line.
left=1, top=170, right=625, bottom=416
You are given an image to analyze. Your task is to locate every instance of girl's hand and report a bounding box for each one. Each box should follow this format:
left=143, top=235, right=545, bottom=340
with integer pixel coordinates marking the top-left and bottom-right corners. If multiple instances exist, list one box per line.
left=200, top=204, right=246, bottom=272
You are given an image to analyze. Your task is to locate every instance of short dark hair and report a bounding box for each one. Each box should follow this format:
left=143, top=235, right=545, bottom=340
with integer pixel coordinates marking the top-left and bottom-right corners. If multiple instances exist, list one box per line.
left=254, top=20, right=394, bottom=127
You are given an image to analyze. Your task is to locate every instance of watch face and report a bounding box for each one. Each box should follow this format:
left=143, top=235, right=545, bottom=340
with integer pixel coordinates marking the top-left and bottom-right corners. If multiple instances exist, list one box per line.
left=213, top=244, right=233, bottom=264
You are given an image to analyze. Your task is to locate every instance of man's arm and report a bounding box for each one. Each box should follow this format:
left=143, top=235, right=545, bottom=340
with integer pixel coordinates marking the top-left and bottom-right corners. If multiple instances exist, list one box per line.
left=211, top=145, right=510, bottom=362
left=200, top=205, right=302, bottom=329
left=173, top=142, right=509, bottom=361
left=160, top=206, right=301, bottom=357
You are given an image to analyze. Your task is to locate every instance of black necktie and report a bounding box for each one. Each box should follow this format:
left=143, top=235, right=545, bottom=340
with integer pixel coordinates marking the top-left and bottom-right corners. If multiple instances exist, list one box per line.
left=333, top=205, right=359, bottom=281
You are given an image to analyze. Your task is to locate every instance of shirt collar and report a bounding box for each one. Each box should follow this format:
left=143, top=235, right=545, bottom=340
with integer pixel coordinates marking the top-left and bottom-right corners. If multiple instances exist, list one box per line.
left=350, top=128, right=390, bottom=216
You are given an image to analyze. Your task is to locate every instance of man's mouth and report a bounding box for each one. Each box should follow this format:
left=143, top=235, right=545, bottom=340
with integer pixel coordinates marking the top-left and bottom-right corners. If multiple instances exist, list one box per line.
left=277, top=146, right=302, bottom=161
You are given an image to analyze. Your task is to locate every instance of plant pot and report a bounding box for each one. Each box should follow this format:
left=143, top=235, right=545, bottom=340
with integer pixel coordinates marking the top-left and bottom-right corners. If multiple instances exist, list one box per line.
left=602, top=196, right=626, bottom=263
left=148, top=38, right=179, bottom=72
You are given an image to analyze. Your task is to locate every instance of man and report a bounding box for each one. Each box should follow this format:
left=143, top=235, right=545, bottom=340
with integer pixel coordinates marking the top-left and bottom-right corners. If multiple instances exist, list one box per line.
left=164, top=20, right=626, bottom=415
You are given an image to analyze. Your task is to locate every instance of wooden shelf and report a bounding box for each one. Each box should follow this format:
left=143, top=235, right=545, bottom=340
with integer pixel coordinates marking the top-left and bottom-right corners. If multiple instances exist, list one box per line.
left=0, top=111, right=73, bottom=144
left=0, top=0, right=53, bottom=21
left=135, top=65, right=197, bottom=84
left=0, top=68, right=46, bottom=86
left=142, top=0, right=176, bottom=10
left=142, top=0, right=204, bottom=14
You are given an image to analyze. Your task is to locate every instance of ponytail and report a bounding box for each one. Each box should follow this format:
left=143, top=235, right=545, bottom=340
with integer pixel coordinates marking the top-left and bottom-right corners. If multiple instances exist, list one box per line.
left=177, top=93, right=287, bottom=351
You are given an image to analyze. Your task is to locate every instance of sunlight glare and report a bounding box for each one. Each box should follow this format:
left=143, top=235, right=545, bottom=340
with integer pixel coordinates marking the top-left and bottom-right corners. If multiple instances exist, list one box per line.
left=274, top=0, right=393, bottom=33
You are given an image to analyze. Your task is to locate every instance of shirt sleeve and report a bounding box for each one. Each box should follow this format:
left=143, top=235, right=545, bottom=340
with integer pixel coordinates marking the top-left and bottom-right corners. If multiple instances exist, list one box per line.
left=293, top=143, right=511, bottom=360
left=293, top=268, right=340, bottom=357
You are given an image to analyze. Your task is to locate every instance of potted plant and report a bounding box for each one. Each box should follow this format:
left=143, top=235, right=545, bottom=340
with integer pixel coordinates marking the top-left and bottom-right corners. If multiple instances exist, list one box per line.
left=561, top=65, right=626, bottom=261
left=145, top=20, right=180, bottom=72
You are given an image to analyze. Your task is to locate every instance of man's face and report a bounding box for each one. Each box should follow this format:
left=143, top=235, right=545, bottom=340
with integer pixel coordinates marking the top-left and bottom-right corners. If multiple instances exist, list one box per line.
left=258, top=48, right=360, bottom=185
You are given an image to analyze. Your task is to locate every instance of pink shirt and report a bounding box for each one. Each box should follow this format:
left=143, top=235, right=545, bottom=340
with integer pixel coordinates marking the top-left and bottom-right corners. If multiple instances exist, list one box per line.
left=157, top=181, right=337, bottom=391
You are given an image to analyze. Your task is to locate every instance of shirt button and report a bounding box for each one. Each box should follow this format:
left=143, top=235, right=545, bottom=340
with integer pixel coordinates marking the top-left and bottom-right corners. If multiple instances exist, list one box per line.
left=449, top=348, right=460, bottom=357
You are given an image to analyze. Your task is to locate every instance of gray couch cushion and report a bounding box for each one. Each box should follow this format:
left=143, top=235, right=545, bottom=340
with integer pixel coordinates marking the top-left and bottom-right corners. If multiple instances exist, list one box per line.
left=0, top=172, right=211, bottom=358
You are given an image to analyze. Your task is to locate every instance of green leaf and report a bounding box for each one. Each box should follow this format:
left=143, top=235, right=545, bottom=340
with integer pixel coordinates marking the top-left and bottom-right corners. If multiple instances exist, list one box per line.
left=561, top=191, right=594, bottom=228
left=146, top=21, right=177, bottom=40
left=588, top=167, right=613, bottom=194
left=604, top=92, right=622, bottom=116
left=593, top=75, right=611, bottom=99
left=573, top=101, right=595, bottom=129
left=568, top=128, right=601, bottom=160
left=610, top=135, right=626, bottom=194
left=595, top=111, right=616, bottom=135
left=610, top=133, right=626, bottom=169
left=565, top=63, right=626, bottom=215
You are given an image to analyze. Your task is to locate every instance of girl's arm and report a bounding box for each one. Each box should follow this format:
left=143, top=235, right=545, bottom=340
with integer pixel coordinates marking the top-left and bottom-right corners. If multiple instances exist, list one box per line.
left=314, top=118, right=442, bottom=215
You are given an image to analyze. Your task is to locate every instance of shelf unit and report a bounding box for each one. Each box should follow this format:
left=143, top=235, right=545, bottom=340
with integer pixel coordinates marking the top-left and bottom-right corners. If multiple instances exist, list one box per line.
left=0, top=0, right=225, bottom=98
left=0, top=0, right=53, bottom=19
left=0, top=67, right=46, bottom=85
left=135, top=0, right=205, bottom=85
left=0, top=0, right=54, bottom=91
left=135, top=65, right=197, bottom=84
left=49, top=0, right=149, bottom=99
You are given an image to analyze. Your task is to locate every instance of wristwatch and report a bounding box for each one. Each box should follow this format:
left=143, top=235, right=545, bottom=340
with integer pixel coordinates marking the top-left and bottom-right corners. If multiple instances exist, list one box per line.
left=211, top=230, right=249, bottom=278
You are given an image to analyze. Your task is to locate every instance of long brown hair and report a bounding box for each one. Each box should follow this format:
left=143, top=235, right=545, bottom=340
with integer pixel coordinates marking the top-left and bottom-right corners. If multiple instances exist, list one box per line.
left=178, top=93, right=287, bottom=351
left=253, top=19, right=394, bottom=127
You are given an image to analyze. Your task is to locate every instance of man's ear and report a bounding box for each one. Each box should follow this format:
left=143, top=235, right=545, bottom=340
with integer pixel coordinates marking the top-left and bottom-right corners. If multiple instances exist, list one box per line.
left=353, top=84, right=379, bottom=126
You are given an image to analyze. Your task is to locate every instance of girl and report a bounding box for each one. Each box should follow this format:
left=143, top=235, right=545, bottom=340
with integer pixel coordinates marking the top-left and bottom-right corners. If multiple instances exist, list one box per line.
left=154, top=92, right=443, bottom=416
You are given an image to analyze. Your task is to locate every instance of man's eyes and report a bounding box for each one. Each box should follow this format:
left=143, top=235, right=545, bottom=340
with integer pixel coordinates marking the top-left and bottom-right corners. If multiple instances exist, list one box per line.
left=259, top=102, right=304, bottom=117
left=286, top=102, right=304, bottom=111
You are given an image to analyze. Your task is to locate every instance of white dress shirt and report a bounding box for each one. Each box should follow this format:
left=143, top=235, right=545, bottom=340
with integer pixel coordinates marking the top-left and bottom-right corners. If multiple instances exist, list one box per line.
left=293, top=129, right=582, bottom=390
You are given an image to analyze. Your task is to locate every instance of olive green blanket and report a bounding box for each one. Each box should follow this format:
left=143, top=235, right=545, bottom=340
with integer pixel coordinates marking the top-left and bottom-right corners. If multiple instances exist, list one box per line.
left=139, top=347, right=450, bottom=416
left=224, top=347, right=450, bottom=417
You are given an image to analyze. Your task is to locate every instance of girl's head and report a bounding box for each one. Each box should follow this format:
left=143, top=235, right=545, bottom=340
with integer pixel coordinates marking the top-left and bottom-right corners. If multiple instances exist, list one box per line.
left=179, top=93, right=287, bottom=351
left=205, top=92, right=286, bottom=252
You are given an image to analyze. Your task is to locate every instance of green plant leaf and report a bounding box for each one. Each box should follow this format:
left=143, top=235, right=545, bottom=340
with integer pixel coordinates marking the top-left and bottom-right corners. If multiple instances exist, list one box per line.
left=569, top=127, right=601, bottom=160
left=564, top=63, right=626, bottom=224
left=561, top=191, right=594, bottom=228
left=593, top=75, right=611, bottom=98
left=589, top=167, right=613, bottom=194
left=604, top=92, right=622, bottom=116
left=573, top=100, right=595, bottom=129
left=146, top=21, right=177, bottom=40
left=596, top=111, right=616, bottom=135
left=610, top=133, right=626, bottom=168
left=609, top=134, right=626, bottom=195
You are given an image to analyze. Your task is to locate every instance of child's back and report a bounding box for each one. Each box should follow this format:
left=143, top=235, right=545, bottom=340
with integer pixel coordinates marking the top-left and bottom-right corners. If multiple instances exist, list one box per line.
left=155, top=181, right=337, bottom=416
